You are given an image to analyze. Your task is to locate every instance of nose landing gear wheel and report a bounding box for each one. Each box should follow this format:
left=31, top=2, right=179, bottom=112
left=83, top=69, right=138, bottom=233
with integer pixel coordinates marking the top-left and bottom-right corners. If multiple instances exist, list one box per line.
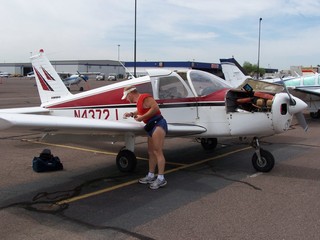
left=252, top=148, right=275, bottom=172
left=116, top=149, right=137, bottom=172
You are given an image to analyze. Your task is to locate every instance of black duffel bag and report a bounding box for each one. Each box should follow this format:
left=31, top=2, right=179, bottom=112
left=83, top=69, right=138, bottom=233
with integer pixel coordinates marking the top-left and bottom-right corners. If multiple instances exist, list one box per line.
left=32, top=149, right=63, bottom=172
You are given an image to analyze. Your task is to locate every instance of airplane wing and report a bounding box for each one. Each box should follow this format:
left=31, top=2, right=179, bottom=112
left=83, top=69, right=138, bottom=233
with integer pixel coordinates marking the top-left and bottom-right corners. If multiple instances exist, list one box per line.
left=293, top=86, right=320, bottom=97
left=0, top=107, right=50, bottom=114
left=0, top=113, right=144, bottom=134
left=0, top=113, right=206, bottom=136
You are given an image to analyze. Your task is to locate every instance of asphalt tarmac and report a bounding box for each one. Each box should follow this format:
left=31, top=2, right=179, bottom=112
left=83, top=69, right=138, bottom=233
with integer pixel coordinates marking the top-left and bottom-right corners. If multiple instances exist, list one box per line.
left=1, top=77, right=320, bottom=240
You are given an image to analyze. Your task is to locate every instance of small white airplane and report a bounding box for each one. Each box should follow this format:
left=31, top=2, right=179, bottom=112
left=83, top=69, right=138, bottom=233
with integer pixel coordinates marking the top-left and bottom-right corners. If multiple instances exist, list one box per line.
left=220, top=58, right=295, bottom=86
left=60, top=72, right=89, bottom=91
left=0, top=49, right=308, bottom=173
left=220, top=58, right=320, bottom=119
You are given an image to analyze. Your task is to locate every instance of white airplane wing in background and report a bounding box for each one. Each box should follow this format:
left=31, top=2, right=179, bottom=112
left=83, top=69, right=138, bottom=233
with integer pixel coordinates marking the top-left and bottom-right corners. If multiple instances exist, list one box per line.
left=293, top=86, right=320, bottom=97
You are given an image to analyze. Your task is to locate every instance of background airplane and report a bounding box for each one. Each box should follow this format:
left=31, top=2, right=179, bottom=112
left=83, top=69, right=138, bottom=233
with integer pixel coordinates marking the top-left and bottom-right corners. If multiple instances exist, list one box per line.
left=60, top=72, right=89, bottom=91
left=219, top=58, right=295, bottom=86
left=0, top=49, right=308, bottom=174
left=220, top=58, right=320, bottom=119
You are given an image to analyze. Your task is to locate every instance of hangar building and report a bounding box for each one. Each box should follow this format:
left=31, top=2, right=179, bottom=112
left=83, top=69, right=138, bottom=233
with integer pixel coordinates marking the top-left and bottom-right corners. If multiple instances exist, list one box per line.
left=0, top=59, right=223, bottom=79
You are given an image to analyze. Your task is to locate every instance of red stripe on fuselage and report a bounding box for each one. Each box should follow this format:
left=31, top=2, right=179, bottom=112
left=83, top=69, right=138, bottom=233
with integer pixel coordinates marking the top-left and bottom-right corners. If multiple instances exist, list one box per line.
left=46, top=87, right=228, bottom=109
left=200, top=88, right=228, bottom=101
left=47, top=88, right=125, bottom=108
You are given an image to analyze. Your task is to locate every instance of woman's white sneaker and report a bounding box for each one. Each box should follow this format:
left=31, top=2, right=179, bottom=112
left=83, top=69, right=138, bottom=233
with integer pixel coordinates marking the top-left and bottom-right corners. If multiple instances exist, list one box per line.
left=149, top=178, right=167, bottom=189
left=139, top=175, right=156, bottom=184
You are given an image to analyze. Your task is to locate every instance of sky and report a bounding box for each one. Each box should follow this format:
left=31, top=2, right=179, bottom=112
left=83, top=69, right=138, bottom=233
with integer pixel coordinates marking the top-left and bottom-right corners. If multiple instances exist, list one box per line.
left=1, top=0, right=320, bottom=70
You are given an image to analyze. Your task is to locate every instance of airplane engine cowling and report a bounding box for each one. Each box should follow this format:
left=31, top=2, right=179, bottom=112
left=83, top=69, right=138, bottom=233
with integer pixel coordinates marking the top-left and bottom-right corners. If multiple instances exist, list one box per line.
left=271, top=93, right=307, bottom=133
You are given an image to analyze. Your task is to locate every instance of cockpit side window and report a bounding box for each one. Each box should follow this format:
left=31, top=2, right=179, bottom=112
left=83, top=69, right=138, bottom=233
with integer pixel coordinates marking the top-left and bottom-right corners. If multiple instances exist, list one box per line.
left=158, top=76, right=188, bottom=99
left=189, top=71, right=230, bottom=96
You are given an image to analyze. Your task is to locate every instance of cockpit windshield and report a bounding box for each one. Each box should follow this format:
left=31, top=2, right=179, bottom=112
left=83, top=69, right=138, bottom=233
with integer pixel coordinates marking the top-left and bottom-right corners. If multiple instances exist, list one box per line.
left=178, top=70, right=231, bottom=97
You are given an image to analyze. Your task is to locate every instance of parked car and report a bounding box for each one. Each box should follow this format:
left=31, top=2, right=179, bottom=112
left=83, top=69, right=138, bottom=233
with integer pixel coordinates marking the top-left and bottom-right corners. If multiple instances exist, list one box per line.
left=96, top=73, right=105, bottom=81
left=0, top=71, right=10, bottom=77
left=27, top=71, right=35, bottom=78
left=107, top=74, right=117, bottom=81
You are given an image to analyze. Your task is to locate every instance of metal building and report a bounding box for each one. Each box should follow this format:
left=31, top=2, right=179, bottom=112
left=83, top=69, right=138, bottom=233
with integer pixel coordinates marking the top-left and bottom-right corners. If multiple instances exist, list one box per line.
left=0, top=59, right=223, bottom=79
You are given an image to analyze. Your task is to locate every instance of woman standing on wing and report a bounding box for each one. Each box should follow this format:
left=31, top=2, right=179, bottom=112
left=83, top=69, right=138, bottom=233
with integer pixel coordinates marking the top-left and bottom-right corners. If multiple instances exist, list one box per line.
left=122, top=85, right=168, bottom=190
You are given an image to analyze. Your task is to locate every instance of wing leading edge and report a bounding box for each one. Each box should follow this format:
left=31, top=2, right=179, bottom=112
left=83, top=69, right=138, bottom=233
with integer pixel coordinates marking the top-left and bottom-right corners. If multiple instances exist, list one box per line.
left=0, top=113, right=207, bottom=136
left=0, top=107, right=50, bottom=114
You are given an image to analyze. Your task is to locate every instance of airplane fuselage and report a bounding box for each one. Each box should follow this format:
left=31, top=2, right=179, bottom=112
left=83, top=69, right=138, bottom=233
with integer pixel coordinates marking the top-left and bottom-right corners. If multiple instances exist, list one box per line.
left=41, top=71, right=305, bottom=138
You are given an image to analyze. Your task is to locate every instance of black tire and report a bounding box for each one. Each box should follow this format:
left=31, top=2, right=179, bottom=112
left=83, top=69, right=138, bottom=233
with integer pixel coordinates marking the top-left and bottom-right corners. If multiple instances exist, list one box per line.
left=116, top=149, right=137, bottom=172
left=79, top=87, right=84, bottom=91
left=252, top=149, right=275, bottom=172
left=310, top=110, right=320, bottom=119
left=200, top=138, right=218, bottom=150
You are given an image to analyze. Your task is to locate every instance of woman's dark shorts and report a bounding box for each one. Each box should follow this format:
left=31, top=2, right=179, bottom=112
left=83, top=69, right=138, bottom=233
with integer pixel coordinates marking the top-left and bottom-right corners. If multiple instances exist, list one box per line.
left=145, top=115, right=168, bottom=137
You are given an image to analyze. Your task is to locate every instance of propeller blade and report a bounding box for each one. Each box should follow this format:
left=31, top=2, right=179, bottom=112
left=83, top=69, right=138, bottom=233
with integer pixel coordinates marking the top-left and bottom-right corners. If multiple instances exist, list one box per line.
left=279, top=76, right=295, bottom=105
left=280, top=76, right=309, bottom=131
left=295, top=112, right=308, bottom=132
left=80, top=75, right=88, bottom=82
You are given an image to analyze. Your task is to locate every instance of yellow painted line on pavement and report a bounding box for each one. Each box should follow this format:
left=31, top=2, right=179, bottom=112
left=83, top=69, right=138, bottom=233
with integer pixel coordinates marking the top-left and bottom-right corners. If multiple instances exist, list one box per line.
left=22, top=139, right=147, bottom=160
left=56, top=146, right=251, bottom=205
left=22, top=139, right=184, bottom=166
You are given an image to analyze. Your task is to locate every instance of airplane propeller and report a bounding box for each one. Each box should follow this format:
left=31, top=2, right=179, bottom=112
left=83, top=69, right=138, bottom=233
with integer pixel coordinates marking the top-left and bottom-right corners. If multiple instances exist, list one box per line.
left=280, top=75, right=296, bottom=105
left=280, top=76, right=308, bottom=131
left=77, top=71, right=88, bottom=82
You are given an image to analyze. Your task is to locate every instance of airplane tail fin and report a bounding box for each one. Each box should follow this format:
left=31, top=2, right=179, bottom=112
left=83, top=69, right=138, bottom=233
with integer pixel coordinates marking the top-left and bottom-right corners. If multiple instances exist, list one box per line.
left=31, top=49, right=72, bottom=105
left=220, top=58, right=251, bottom=88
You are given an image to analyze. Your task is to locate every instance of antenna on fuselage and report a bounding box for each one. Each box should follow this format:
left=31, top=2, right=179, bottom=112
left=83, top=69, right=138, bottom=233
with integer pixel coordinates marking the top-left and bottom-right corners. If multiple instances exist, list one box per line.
left=118, top=61, right=136, bottom=79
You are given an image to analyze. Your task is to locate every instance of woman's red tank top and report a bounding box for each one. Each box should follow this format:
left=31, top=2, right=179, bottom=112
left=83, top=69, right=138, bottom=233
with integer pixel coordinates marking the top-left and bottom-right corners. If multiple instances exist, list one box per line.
left=137, top=94, right=161, bottom=123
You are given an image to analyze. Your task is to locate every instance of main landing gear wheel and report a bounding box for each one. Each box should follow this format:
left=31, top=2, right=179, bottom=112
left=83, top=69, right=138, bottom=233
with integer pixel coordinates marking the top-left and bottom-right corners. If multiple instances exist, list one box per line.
left=200, top=138, right=218, bottom=150
left=252, top=148, right=275, bottom=172
left=116, top=149, right=137, bottom=172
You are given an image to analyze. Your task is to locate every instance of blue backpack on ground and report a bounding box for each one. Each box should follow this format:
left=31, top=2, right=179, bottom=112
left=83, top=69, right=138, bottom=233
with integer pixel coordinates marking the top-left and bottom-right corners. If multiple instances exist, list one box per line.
left=32, top=149, right=63, bottom=172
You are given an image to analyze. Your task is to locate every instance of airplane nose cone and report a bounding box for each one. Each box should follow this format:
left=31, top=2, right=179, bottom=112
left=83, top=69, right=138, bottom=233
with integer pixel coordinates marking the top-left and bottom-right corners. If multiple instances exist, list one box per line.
left=288, top=96, right=308, bottom=115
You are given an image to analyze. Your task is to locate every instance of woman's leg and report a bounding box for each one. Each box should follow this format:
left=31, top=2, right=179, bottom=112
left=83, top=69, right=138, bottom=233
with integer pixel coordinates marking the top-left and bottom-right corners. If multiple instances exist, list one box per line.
left=148, top=126, right=166, bottom=174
